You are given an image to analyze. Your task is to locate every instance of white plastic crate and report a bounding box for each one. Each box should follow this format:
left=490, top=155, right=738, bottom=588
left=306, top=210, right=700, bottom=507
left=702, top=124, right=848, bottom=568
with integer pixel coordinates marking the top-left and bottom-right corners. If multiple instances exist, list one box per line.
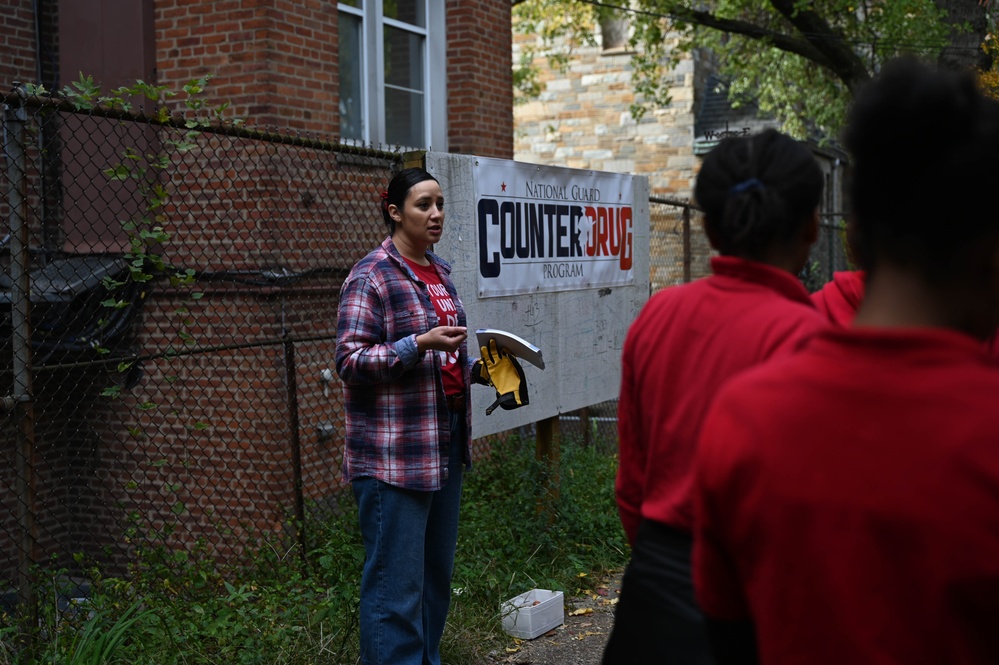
left=501, top=588, right=565, bottom=639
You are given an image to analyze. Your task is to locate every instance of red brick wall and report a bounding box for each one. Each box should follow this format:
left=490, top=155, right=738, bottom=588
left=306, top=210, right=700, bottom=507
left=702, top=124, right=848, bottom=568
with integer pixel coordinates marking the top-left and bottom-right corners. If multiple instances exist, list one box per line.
left=1, top=0, right=515, bottom=579
left=154, top=0, right=515, bottom=151
left=4, top=0, right=516, bottom=150
left=154, top=0, right=339, bottom=134
left=446, top=0, right=513, bottom=158
left=59, top=0, right=156, bottom=94
left=97, top=320, right=301, bottom=562
left=0, top=0, right=38, bottom=88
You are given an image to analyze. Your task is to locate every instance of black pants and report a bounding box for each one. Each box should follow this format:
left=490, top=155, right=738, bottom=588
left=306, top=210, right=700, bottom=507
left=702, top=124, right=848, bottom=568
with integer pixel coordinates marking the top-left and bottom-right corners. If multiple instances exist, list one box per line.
left=602, top=520, right=714, bottom=665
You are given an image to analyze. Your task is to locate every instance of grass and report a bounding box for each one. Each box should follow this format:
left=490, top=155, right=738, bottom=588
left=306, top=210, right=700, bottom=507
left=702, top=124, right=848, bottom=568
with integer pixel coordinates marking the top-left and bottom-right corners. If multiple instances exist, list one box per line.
left=1, top=431, right=628, bottom=664
left=445, top=433, right=628, bottom=662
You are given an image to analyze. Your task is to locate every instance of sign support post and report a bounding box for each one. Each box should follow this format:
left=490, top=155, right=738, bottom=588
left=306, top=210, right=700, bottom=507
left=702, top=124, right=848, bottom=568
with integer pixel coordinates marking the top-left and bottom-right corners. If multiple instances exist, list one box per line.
left=536, top=416, right=560, bottom=523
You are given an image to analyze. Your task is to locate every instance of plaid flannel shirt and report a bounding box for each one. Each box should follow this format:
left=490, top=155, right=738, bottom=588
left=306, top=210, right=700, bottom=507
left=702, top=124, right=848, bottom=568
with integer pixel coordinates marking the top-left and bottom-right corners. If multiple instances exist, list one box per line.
left=335, top=237, right=472, bottom=490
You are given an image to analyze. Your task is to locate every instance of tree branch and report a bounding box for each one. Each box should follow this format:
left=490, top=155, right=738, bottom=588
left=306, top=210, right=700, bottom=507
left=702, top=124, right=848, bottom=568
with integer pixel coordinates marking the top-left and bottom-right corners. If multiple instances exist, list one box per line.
left=666, top=5, right=844, bottom=75
left=767, top=0, right=871, bottom=91
left=512, top=0, right=874, bottom=90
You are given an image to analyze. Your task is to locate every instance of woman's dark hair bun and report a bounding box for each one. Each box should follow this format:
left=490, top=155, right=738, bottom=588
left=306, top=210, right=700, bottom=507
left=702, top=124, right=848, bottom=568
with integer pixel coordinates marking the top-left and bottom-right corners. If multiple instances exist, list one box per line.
left=694, top=128, right=823, bottom=260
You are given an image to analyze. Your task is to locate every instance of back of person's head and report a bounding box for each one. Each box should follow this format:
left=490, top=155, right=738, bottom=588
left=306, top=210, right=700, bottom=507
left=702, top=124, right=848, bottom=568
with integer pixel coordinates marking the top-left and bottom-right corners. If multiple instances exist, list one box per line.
left=844, top=57, right=999, bottom=283
left=694, top=128, right=823, bottom=262
left=382, top=167, right=439, bottom=233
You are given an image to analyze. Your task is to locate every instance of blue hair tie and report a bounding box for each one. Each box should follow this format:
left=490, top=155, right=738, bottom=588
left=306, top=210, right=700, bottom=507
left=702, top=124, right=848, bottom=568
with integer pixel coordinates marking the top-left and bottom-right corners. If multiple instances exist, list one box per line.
left=728, top=178, right=764, bottom=196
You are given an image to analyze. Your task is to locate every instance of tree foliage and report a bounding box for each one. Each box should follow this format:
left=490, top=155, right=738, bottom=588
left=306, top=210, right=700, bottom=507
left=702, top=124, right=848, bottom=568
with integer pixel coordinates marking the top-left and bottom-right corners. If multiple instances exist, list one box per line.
left=513, top=0, right=602, bottom=103
left=513, top=0, right=992, bottom=137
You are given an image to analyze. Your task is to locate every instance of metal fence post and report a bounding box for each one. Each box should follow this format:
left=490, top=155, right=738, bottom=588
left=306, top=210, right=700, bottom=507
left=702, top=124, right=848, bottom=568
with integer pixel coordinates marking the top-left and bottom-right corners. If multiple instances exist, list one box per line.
left=282, top=338, right=308, bottom=569
left=826, top=218, right=835, bottom=283
left=682, top=204, right=692, bottom=283
left=3, top=93, right=40, bottom=645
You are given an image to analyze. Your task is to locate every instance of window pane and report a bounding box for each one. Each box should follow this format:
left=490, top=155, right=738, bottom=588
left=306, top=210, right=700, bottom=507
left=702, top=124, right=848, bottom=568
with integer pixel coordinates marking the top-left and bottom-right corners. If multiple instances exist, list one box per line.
left=339, top=12, right=364, bottom=140
left=383, top=0, right=425, bottom=28
left=384, top=25, right=424, bottom=91
left=383, top=25, right=425, bottom=146
left=385, top=88, right=424, bottom=147
left=339, top=0, right=362, bottom=7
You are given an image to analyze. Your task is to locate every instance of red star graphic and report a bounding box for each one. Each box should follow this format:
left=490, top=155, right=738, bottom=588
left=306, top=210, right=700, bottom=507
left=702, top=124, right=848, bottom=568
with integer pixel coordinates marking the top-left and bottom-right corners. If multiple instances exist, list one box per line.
left=501, top=182, right=507, bottom=192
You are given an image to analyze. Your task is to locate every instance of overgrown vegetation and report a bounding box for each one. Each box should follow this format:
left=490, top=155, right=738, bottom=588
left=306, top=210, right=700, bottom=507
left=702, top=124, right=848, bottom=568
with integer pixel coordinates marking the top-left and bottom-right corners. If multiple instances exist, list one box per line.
left=0, top=433, right=627, bottom=664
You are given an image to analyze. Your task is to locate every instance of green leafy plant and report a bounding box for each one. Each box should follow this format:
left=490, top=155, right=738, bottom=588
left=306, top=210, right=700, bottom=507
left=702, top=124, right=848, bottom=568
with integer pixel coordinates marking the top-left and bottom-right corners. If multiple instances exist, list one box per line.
left=61, top=601, right=153, bottom=665
left=2, top=432, right=624, bottom=664
left=56, top=74, right=235, bottom=362
left=0, top=624, right=18, bottom=665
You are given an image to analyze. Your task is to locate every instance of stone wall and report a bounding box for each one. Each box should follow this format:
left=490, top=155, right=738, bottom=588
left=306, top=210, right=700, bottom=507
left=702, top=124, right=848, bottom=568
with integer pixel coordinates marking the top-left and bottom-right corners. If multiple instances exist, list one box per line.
left=513, top=29, right=700, bottom=200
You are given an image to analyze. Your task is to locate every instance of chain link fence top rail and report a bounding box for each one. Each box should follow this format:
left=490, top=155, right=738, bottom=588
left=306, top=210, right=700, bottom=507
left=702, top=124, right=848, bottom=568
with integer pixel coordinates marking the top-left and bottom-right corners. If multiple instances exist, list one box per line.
left=2, top=93, right=407, bottom=612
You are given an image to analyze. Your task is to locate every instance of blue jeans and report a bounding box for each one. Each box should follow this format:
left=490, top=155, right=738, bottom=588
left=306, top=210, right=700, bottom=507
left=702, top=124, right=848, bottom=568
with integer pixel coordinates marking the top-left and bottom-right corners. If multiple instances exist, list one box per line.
left=352, top=408, right=466, bottom=665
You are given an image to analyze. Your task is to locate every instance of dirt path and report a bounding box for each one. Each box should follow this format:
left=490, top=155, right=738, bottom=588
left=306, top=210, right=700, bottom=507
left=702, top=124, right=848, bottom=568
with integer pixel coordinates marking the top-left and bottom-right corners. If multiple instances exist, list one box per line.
left=490, top=571, right=623, bottom=665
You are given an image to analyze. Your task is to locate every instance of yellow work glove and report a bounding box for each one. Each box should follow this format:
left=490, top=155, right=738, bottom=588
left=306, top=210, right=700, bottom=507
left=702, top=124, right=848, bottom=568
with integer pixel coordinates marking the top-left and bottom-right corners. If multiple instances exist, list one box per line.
left=480, top=339, right=529, bottom=415
left=471, top=359, right=491, bottom=386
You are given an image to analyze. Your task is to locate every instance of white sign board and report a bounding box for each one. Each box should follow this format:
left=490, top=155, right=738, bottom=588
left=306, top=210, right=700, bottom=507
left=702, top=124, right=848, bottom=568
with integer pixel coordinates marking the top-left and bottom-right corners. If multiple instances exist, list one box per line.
left=472, top=156, right=636, bottom=297
left=427, top=153, right=651, bottom=438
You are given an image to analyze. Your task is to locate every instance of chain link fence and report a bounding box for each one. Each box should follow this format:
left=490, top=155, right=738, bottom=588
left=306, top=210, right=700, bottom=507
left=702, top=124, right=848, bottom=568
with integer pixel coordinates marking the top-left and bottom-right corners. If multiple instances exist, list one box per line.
left=809, top=213, right=851, bottom=291
left=2, top=91, right=849, bottom=630
left=650, top=197, right=712, bottom=290
left=2, top=91, right=411, bottom=624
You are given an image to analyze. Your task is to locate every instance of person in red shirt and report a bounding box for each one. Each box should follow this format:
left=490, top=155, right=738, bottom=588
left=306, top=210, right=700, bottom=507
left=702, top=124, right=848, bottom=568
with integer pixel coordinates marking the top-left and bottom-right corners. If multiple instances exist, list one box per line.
left=812, top=233, right=998, bottom=359
left=811, top=269, right=999, bottom=356
left=693, top=58, right=999, bottom=665
left=810, top=269, right=865, bottom=326
left=603, top=129, right=828, bottom=664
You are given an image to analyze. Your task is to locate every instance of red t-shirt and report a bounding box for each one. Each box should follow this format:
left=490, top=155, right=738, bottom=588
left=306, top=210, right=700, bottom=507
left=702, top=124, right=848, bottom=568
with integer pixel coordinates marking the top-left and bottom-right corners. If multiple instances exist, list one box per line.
left=615, top=256, right=828, bottom=543
left=694, top=326, right=999, bottom=664
left=404, top=258, right=464, bottom=397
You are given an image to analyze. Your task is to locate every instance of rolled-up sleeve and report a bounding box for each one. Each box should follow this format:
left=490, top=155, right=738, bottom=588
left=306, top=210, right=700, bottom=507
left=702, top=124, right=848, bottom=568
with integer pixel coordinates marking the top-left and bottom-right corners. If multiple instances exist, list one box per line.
left=335, top=271, right=419, bottom=386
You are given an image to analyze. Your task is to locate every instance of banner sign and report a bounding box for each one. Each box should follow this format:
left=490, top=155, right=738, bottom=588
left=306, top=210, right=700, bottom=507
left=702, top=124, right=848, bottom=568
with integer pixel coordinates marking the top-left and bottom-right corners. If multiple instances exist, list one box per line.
left=473, top=157, right=635, bottom=298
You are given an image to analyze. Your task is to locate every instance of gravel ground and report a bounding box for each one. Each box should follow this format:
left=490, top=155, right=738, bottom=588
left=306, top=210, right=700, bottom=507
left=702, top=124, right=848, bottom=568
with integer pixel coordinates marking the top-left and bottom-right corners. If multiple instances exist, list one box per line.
left=487, top=571, right=623, bottom=665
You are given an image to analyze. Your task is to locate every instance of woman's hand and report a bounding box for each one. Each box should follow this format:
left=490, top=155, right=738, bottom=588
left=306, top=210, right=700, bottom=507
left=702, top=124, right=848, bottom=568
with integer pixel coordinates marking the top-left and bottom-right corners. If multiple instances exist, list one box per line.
left=416, top=326, right=467, bottom=354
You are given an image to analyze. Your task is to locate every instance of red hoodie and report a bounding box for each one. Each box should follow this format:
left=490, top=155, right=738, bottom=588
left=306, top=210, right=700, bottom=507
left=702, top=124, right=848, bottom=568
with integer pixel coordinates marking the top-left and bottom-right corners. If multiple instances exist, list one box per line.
left=810, top=270, right=866, bottom=326
left=811, top=270, right=999, bottom=360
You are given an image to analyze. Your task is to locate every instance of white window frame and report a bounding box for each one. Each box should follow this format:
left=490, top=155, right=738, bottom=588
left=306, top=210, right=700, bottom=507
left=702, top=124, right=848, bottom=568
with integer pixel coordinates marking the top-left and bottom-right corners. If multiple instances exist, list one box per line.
left=337, top=0, right=447, bottom=151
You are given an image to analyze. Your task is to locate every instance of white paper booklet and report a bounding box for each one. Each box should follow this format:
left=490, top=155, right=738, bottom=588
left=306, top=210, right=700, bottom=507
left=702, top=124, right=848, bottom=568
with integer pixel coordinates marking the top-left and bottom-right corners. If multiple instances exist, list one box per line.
left=475, top=329, right=545, bottom=370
